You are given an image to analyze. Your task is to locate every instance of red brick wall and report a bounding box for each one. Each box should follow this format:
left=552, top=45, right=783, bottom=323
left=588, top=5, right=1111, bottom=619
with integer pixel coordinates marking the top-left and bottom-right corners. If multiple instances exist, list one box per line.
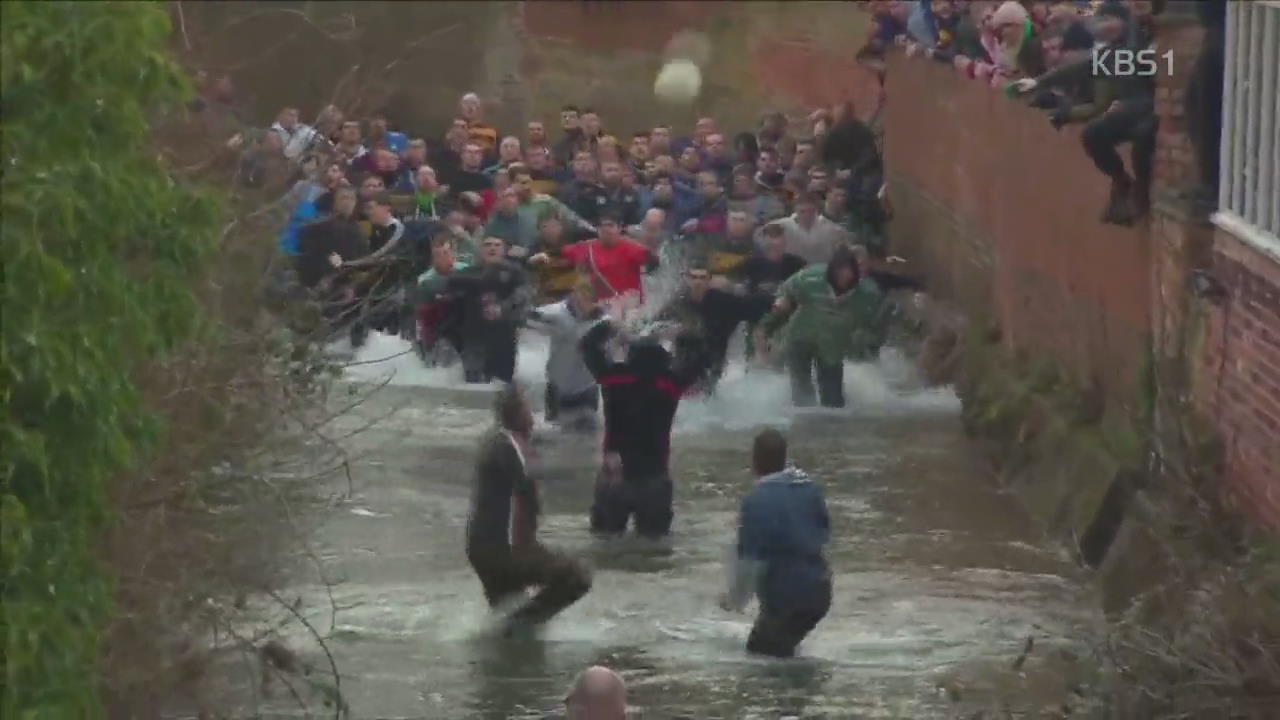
left=1146, top=15, right=1280, bottom=530
left=883, top=55, right=1151, bottom=410
left=1197, top=232, right=1280, bottom=527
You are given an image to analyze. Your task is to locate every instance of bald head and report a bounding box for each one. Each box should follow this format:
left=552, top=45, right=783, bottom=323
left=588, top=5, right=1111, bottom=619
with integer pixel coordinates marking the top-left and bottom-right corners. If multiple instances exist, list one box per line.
left=565, top=665, right=626, bottom=719
left=641, top=207, right=666, bottom=230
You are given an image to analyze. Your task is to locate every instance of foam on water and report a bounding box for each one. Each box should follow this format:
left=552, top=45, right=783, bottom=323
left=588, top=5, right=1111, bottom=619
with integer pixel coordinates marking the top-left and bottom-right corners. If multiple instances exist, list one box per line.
left=341, top=324, right=958, bottom=435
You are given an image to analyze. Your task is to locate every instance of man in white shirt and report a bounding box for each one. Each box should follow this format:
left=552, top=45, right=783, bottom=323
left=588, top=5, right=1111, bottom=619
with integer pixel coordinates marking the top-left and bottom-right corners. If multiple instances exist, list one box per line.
left=270, top=106, right=320, bottom=161
left=756, top=192, right=851, bottom=265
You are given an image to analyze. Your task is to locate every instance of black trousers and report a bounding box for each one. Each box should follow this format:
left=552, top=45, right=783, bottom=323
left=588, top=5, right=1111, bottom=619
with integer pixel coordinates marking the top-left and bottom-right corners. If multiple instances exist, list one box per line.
left=747, top=578, right=833, bottom=658
left=463, top=329, right=517, bottom=384
left=466, top=542, right=591, bottom=626
left=787, top=342, right=845, bottom=408
left=590, top=472, right=674, bottom=538
left=1080, top=97, right=1157, bottom=185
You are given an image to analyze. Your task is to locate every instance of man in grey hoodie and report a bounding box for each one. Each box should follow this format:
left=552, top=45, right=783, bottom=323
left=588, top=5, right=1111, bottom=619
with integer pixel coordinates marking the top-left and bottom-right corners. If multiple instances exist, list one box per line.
left=721, top=429, right=832, bottom=657
left=526, top=280, right=604, bottom=430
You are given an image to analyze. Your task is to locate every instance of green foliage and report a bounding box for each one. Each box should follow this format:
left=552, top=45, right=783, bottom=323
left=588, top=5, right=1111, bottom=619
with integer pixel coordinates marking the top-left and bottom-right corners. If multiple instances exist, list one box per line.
left=1, top=3, right=219, bottom=715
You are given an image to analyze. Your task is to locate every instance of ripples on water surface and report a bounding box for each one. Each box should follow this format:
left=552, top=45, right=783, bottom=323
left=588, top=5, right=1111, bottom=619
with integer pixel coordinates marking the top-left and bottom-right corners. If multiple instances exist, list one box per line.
left=209, top=328, right=1101, bottom=719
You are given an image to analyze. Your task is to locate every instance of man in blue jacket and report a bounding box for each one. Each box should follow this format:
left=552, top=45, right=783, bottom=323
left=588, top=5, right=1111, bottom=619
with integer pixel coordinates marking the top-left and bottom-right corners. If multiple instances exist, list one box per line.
left=721, top=428, right=832, bottom=657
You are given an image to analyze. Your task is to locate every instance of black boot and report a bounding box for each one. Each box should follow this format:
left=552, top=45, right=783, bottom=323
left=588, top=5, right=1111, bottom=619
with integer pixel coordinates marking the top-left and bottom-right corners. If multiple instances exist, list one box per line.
left=1102, top=175, right=1135, bottom=226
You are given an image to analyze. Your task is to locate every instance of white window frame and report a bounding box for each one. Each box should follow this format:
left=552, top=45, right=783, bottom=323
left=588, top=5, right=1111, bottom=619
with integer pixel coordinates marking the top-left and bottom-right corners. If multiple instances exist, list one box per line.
left=1213, top=0, right=1280, bottom=262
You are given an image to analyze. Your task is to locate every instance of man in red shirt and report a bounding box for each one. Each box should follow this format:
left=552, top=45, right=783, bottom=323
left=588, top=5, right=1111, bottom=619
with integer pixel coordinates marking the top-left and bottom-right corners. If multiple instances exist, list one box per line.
left=530, top=211, right=656, bottom=304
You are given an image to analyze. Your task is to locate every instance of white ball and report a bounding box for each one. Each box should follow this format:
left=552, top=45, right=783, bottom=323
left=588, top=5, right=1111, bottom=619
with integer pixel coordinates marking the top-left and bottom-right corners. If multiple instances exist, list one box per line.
left=654, top=60, right=702, bottom=105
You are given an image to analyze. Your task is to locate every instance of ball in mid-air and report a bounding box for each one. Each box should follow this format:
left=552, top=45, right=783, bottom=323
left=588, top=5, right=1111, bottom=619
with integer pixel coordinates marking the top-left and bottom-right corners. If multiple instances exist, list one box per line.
left=654, top=60, right=702, bottom=105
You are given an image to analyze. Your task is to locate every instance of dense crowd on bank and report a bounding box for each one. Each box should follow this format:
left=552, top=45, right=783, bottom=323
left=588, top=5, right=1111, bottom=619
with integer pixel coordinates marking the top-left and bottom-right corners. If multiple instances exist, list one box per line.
left=859, top=0, right=1166, bottom=224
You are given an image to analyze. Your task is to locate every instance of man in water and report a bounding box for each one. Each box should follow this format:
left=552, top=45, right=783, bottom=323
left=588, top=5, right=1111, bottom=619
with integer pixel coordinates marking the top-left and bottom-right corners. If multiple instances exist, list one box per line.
left=414, top=235, right=468, bottom=366
left=754, top=245, right=885, bottom=408
left=466, top=386, right=592, bottom=633
left=656, top=259, right=767, bottom=396
left=579, top=319, right=706, bottom=538
left=526, top=279, right=604, bottom=430
left=735, top=224, right=807, bottom=365
left=447, top=236, right=530, bottom=384
left=532, top=211, right=655, bottom=305
left=720, top=429, right=831, bottom=658
left=563, top=665, right=627, bottom=720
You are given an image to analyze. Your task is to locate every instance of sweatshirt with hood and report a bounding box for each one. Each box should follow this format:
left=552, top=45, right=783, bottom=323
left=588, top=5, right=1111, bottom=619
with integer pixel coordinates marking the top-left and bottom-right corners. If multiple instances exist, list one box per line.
left=760, top=247, right=888, bottom=365
left=725, top=465, right=831, bottom=614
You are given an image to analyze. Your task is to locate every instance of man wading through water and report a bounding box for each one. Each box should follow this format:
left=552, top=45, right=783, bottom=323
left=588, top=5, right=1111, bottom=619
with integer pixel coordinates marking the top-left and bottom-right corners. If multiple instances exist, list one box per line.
left=720, top=429, right=831, bottom=657
left=466, top=386, right=592, bottom=634
left=580, top=319, right=707, bottom=538
left=755, top=245, right=886, bottom=408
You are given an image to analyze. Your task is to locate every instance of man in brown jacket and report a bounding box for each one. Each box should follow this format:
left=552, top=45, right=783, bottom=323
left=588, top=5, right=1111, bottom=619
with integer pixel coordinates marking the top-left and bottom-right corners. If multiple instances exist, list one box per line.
left=465, top=385, right=592, bottom=633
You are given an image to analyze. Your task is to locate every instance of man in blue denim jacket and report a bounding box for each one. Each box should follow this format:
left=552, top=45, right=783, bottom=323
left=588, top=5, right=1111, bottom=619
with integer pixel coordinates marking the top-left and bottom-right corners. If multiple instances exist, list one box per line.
left=721, top=429, right=833, bottom=657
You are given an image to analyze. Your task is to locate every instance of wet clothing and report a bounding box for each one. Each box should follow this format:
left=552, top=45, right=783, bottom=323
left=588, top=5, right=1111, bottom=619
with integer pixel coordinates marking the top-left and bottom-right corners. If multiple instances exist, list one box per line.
left=657, top=288, right=767, bottom=388
left=580, top=322, right=706, bottom=535
left=416, top=261, right=469, bottom=352
left=762, top=265, right=887, bottom=367
left=725, top=466, right=832, bottom=657
left=559, top=238, right=653, bottom=300
left=761, top=265, right=887, bottom=408
left=736, top=252, right=808, bottom=298
left=466, top=429, right=591, bottom=624
left=590, top=472, right=674, bottom=538
left=529, top=297, right=609, bottom=407
left=447, top=261, right=530, bottom=383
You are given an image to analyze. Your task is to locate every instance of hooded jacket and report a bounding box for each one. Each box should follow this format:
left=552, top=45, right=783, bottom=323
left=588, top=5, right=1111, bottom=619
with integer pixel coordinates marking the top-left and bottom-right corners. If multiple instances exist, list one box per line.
left=580, top=321, right=706, bottom=482
left=725, top=466, right=831, bottom=614
left=760, top=247, right=887, bottom=365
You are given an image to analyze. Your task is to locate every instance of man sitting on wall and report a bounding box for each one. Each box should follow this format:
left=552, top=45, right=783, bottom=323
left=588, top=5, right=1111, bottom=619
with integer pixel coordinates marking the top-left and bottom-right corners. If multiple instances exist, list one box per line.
left=1009, top=1, right=1157, bottom=225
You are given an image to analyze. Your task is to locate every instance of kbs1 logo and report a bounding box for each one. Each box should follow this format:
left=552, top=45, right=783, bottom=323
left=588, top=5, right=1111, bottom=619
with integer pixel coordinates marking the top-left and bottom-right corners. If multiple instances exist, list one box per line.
left=1091, top=48, right=1174, bottom=77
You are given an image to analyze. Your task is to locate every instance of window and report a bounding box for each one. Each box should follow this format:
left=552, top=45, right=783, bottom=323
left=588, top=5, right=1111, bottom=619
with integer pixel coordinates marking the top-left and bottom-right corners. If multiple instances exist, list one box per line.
left=1215, top=0, right=1280, bottom=257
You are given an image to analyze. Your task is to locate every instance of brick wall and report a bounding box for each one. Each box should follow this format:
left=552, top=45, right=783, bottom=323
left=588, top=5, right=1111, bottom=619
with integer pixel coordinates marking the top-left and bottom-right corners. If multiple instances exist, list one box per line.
left=883, top=55, right=1150, bottom=412
left=1196, top=234, right=1280, bottom=527
left=1147, top=14, right=1280, bottom=530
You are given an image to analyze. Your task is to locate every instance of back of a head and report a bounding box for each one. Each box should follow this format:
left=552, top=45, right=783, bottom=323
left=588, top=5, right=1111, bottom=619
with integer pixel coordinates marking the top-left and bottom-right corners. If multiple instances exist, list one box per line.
left=565, top=665, right=626, bottom=719
left=626, top=336, right=672, bottom=377
left=753, top=428, right=788, bottom=476
left=494, top=383, right=529, bottom=433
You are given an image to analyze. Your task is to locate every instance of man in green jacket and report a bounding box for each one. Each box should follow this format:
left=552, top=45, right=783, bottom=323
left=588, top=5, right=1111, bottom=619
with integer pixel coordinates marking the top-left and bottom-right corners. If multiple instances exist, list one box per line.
left=754, top=245, right=885, bottom=408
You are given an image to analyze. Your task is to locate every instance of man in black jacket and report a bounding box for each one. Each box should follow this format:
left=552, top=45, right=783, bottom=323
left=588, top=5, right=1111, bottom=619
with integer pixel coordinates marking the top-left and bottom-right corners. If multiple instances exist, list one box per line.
left=447, top=236, right=530, bottom=384
left=657, top=259, right=769, bottom=395
left=580, top=320, right=706, bottom=538
left=466, top=385, right=591, bottom=633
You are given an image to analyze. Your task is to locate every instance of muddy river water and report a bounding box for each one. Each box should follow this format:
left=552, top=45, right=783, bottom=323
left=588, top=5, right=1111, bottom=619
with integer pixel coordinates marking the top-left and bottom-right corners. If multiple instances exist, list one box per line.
left=213, top=324, right=1104, bottom=719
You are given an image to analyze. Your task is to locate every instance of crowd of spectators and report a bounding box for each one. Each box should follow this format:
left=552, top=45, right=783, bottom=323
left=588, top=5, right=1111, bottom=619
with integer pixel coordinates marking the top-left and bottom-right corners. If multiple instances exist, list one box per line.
left=856, top=0, right=1163, bottom=225
left=195, top=70, right=894, bottom=347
